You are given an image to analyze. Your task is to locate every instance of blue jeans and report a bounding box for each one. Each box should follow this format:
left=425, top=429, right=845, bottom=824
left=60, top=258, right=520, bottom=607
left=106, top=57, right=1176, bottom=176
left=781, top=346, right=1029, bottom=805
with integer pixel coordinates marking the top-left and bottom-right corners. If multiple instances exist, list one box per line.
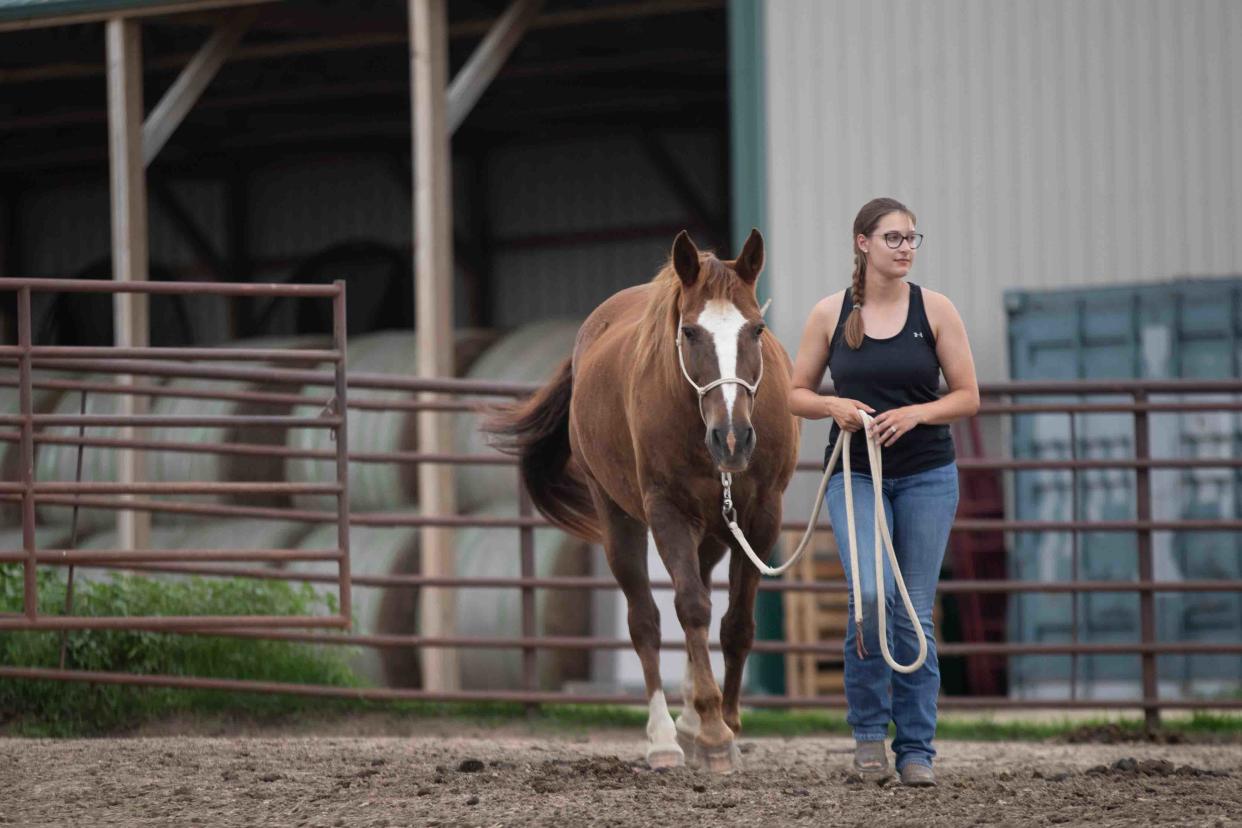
left=825, top=461, right=959, bottom=771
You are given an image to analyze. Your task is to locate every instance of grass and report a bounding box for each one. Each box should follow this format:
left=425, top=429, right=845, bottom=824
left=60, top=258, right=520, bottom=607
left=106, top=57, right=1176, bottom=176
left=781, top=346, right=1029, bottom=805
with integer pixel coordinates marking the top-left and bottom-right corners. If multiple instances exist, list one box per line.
left=0, top=563, right=361, bottom=737
left=521, top=705, right=1242, bottom=742
left=8, top=690, right=1240, bottom=741
left=4, top=564, right=1239, bottom=741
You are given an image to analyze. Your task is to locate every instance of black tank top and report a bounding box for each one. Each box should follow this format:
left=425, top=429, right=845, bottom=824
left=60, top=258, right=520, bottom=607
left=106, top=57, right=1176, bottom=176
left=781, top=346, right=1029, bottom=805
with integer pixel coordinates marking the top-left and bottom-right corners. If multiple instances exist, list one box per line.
left=825, top=283, right=955, bottom=478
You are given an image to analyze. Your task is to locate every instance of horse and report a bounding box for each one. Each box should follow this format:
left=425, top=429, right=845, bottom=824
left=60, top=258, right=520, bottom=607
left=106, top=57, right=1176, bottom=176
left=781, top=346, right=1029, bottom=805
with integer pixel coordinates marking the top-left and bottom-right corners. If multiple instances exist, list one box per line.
left=487, top=229, right=799, bottom=773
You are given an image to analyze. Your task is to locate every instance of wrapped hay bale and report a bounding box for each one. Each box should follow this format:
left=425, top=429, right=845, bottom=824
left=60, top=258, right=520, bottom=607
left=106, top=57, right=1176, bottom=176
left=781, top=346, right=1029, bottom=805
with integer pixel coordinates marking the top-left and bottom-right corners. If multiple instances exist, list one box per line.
left=454, top=320, right=580, bottom=511
left=285, top=329, right=497, bottom=514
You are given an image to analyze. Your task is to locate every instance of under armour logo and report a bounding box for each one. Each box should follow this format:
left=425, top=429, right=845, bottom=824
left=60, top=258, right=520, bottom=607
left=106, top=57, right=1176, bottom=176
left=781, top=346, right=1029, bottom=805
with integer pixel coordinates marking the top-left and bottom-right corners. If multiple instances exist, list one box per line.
left=913, top=332, right=924, bottom=338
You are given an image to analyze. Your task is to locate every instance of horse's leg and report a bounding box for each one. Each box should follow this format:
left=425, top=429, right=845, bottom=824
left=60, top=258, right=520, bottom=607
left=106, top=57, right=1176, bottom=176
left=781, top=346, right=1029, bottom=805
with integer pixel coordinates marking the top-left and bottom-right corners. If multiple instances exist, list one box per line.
left=676, top=649, right=701, bottom=764
left=649, top=500, right=737, bottom=773
left=591, top=484, right=682, bottom=768
left=719, top=508, right=779, bottom=736
left=674, top=540, right=723, bottom=764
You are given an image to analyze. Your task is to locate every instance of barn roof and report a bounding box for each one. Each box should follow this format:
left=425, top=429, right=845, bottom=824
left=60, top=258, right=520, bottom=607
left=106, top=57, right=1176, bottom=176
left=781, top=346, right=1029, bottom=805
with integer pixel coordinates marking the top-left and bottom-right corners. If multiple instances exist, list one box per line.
left=0, top=0, right=273, bottom=28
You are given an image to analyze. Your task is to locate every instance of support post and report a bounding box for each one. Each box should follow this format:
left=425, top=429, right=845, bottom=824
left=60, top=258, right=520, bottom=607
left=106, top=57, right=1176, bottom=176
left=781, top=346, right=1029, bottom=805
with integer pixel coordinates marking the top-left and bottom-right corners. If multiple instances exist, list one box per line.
left=519, top=485, right=537, bottom=714
left=106, top=17, right=150, bottom=551
left=1134, top=392, right=1160, bottom=733
left=410, top=0, right=459, bottom=691
left=17, top=287, right=36, bottom=620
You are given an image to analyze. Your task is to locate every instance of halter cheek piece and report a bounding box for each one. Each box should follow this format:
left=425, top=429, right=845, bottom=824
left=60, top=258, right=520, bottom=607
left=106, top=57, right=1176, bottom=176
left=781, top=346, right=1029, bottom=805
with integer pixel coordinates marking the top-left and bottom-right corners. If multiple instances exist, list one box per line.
left=675, top=314, right=764, bottom=426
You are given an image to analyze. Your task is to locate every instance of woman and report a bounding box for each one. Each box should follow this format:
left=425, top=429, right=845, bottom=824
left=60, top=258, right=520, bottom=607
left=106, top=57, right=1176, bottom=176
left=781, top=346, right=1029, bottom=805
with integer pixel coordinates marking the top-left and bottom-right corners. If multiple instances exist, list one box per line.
left=788, top=197, right=979, bottom=787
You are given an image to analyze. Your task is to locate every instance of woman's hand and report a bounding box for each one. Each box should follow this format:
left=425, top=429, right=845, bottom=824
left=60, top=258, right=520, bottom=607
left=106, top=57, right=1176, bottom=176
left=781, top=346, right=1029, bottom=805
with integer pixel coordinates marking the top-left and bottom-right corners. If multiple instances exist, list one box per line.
left=869, top=405, right=926, bottom=447
left=826, top=397, right=875, bottom=432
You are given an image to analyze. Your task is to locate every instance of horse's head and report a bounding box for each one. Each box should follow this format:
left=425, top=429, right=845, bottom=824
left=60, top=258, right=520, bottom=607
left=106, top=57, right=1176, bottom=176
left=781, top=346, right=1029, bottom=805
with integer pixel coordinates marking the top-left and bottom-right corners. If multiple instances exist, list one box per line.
left=672, top=228, right=767, bottom=473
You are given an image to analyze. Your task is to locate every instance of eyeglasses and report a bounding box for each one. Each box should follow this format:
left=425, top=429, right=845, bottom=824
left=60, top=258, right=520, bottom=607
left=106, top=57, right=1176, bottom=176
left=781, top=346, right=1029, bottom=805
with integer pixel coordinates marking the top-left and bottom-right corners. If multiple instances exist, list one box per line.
left=873, top=231, right=924, bottom=250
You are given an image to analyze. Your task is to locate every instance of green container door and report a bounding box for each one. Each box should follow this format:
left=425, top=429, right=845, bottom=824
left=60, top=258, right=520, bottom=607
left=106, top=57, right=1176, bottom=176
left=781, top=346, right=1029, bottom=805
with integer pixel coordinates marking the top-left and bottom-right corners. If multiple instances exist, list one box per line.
left=1006, top=278, right=1242, bottom=699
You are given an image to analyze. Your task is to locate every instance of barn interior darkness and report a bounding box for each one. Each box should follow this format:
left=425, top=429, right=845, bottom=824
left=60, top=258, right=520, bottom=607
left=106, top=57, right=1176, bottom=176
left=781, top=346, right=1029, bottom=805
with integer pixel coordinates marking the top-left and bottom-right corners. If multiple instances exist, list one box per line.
left=0, top=0, right=730, bottom=345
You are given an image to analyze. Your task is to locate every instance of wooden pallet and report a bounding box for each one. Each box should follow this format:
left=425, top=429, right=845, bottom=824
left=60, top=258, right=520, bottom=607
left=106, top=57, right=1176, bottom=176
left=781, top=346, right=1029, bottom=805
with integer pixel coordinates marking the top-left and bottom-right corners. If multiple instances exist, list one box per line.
left=782, top=527, right=946, bottom=699
left=782, top=527, right=847, bottom=699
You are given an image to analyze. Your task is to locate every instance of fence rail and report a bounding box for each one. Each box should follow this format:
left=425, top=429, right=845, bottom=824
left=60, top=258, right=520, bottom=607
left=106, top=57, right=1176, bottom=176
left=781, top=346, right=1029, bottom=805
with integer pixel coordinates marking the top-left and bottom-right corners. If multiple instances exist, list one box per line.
left=1, top=277, right=1239, bottom=729
left=0, top=278, right=353, bottom=631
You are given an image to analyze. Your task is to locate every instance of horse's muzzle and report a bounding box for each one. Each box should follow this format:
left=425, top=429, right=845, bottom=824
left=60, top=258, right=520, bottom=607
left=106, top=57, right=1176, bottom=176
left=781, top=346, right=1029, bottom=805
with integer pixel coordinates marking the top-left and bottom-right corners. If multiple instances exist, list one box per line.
left=707, top=424, right=755, bottom=472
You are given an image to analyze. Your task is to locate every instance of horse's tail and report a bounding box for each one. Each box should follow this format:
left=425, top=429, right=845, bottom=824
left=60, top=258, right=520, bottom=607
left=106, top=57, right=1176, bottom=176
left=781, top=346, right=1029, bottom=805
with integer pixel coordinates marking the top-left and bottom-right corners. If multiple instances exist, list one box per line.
left=485, top=358, right=602, bottom=544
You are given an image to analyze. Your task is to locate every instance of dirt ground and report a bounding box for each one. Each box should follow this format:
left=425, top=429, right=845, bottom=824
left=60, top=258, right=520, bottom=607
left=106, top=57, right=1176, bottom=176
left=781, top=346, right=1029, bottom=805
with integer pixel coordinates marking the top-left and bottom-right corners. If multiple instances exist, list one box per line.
left=3, top=722, right=1241, bottom=828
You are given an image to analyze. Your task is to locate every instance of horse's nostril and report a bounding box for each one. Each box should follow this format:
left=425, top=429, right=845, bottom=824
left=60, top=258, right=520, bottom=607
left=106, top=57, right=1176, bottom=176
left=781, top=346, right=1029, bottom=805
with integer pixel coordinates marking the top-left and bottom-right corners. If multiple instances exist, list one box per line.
left=710, top=427, right=726, bottom=449
left=743, top=427, right=756, bottom=449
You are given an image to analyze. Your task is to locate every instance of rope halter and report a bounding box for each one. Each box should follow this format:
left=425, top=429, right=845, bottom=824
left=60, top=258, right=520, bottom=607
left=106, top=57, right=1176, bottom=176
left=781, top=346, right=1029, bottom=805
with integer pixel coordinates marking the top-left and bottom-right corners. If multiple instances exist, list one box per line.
left=675, top=313, right=764, bottom=426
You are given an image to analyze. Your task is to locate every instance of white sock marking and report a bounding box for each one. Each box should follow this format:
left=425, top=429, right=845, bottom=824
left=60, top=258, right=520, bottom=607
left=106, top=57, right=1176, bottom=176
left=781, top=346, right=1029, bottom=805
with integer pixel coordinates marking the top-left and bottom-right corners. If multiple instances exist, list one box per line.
left=647, top=689, right=677, bottom=745
left=676, top=673, right=701, bottom=737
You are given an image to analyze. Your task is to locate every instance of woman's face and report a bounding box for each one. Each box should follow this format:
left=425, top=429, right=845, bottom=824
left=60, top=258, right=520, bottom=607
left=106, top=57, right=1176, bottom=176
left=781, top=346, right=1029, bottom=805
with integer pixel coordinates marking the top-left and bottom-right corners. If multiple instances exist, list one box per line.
left=857, top=211, right=917, bottom=279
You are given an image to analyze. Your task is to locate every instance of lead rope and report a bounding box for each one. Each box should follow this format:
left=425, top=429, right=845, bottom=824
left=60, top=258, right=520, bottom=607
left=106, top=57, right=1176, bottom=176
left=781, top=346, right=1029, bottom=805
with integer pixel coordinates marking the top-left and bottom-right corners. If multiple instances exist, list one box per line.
left=724, top=409, right=928, bottom=674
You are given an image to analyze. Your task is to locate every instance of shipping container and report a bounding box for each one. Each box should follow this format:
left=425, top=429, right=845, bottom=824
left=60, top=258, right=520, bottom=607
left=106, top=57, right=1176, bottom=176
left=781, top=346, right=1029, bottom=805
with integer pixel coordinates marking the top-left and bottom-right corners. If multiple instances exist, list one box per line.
left=1006, top=278, right=1242, bottom=700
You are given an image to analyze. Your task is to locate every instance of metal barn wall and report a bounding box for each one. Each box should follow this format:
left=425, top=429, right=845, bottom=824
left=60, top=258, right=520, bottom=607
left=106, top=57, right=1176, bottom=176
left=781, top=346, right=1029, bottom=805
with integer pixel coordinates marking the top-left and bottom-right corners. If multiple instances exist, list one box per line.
left=21, top=180, right=232, bottom=344
left=763, top=0, right=1242, bottom=387
left=248, top=156, right=409, bottom=264
left=23, top=179, right=227, bottom=278
left=15, top=130, right=723, bottom=339
left=487, top=132, right=724, bottom=327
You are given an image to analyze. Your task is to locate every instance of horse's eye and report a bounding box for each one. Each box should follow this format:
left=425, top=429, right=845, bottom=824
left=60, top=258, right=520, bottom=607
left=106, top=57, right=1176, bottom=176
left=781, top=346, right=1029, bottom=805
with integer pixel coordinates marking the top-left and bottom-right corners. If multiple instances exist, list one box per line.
left=680, top=326, right=697, bottom=341
left=754, top=325, right=766, bottom=338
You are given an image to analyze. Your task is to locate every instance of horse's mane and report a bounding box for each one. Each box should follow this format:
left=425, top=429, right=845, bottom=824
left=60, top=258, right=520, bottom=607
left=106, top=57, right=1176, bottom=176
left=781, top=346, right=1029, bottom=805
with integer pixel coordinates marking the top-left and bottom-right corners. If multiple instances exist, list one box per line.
left=634, top=253, right=737, bottom=379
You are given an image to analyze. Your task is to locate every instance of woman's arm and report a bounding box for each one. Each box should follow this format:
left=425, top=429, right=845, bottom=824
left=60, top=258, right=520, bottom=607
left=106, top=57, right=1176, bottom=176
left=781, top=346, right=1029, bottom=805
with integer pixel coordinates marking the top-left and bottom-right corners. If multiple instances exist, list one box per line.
left=920, top=290, right=980, bottom=424
left=788, top=293, right=874, bottom=430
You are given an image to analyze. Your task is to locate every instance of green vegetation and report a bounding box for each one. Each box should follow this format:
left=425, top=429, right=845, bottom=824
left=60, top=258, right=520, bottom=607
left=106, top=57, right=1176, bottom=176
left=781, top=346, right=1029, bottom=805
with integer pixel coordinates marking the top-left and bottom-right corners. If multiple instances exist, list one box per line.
left=0, top=564, right=359, bottom=736
left=4, top=564, right=1239, bottom=741
left=523, top=705, right=1242, bottom=742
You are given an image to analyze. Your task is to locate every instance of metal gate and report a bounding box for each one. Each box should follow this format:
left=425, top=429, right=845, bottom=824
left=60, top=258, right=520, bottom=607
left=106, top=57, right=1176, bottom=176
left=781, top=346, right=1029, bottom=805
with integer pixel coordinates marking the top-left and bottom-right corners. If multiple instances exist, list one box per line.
left=0, top=278, right=352, bottom=632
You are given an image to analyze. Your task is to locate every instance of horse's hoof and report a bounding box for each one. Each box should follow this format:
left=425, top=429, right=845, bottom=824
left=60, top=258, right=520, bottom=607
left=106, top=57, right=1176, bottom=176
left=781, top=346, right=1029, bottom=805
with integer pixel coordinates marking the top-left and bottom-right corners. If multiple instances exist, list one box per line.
left=676, top=729, right=701, bottom=768
left=698, top=740, right=741, bottom=775
left=647, top=745, right=685, bottom=770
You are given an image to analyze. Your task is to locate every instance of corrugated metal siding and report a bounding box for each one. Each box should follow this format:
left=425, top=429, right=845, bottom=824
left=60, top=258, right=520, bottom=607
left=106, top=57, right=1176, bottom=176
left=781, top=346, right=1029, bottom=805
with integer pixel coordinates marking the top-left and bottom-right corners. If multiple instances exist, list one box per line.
left=765, top=0, right=1242, bottom=386
left=250, top=157, right=409, bottom=264
left=0, top=0, right=207, bottom=24
left=18, top=137, right=720, bottom=336
left=24, top=179, right=229, bottom=277
left=0, top=198, right=8, bottom=274
left=151, top=180, right=229, bottom=273
left=488, top=133, right=722, bottom=327
left=23, top=184, right=112, bottom=278
left=19, top=159, right=413, bottom=339
left=22, top=181, right=231, bottom=344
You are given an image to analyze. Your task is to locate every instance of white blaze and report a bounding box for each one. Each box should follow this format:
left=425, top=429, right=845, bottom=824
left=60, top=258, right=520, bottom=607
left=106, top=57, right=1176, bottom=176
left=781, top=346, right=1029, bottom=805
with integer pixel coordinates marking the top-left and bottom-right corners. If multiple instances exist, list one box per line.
left=697, top=299, right=748, bottom=421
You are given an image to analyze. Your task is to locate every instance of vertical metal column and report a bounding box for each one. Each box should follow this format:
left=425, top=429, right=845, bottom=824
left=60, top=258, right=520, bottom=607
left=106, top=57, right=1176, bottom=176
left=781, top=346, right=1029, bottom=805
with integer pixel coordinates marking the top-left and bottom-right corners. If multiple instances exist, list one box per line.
left=519, top=484, right=537, bottom=713
left=333, top=281, right=352, bottom=628
left=1133, top=390, right=1159, bottom=732
left=106, top=16, right=150, bottom=551
left=1069, top=413, right=1079, bottom=700
left=17, top=286, right=36, bottom=620
left=411, top=0, right=459, bottom=691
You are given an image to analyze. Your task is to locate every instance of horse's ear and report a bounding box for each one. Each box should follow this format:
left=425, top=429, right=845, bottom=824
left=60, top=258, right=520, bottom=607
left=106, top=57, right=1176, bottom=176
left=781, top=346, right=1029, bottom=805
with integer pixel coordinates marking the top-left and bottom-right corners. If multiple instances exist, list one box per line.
left=672, top=230, right=701, bottom=288
left=735, top=228, right=765, bottom=285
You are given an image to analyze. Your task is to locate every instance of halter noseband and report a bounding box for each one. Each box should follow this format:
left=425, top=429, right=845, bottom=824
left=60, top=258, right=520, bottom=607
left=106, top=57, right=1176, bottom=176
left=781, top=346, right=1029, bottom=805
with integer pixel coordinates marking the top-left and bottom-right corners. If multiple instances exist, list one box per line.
left=675, top=314, right=764, bottom=425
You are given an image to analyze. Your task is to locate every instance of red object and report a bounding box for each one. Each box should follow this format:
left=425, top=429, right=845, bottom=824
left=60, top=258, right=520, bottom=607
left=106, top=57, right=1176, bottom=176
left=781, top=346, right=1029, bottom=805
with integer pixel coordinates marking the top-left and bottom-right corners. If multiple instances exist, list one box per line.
left=949, top=416, right=1009, bottom=696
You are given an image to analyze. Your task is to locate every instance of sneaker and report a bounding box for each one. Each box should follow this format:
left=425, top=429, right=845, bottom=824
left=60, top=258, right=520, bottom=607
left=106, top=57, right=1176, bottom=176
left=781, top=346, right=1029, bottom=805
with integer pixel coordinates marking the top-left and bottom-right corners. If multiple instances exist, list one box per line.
left=899, top=762, right=936, bottom=787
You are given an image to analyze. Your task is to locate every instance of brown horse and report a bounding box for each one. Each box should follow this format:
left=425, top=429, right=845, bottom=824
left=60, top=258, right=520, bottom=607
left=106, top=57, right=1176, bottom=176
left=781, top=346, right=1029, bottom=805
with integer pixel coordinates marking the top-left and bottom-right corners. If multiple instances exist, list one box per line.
left=488, top=230, right=799, bottom=772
